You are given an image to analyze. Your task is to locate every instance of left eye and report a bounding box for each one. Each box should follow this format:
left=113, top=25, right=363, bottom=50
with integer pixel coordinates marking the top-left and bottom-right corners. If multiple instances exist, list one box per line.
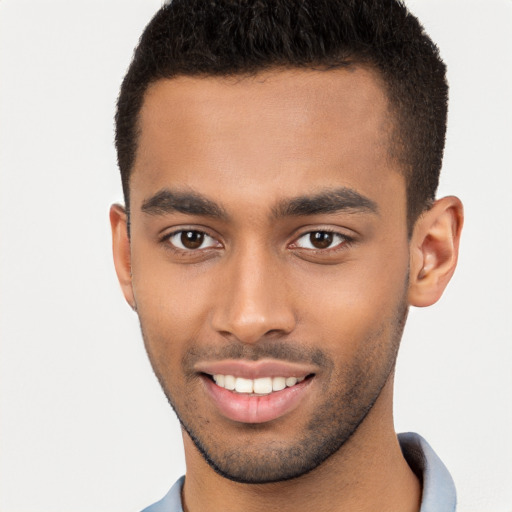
left=294, top=231, right=347, bottom=250
left=167, top=230, right=219, bottom=250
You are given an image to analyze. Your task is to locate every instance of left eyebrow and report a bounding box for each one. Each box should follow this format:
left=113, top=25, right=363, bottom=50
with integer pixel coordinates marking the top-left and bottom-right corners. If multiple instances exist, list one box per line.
left=272, top=187, right=379, bottom=218
left=141, top=188, right=228, bottom=220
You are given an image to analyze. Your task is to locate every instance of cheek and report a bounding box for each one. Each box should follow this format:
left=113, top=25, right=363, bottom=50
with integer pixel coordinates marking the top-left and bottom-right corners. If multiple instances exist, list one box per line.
left=294, top=248, right=409, bottom=355
left=130, top=252, right=217, bottom=359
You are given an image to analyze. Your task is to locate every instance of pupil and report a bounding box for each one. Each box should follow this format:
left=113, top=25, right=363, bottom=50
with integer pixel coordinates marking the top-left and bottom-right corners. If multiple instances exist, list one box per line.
left=181, top=231, right=204, bottom=249
left=310, top=232, right=333, bottom=249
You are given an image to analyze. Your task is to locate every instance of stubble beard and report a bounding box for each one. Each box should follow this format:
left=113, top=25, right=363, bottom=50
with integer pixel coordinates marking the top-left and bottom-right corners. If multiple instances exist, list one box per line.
left=140, top=298, right=409, bottom=485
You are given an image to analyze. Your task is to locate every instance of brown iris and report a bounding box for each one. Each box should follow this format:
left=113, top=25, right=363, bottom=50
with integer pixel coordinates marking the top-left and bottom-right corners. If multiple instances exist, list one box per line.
left=181, top=231, right=205, bottom=249
left=310, top=232, right=334, bottom=249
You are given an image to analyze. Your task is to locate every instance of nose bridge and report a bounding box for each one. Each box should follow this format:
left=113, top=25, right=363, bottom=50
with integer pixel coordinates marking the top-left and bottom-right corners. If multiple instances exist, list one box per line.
left=211, top=240, right=296, bottom=343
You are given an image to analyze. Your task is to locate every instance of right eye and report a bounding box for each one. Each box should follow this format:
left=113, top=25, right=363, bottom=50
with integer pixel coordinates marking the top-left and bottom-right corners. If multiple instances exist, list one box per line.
left=166, top=230, right=220, bottom=251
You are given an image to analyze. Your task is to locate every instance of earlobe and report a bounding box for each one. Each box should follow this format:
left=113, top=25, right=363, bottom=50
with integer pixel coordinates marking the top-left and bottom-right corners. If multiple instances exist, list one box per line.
left=109, top=204, right=136, bottom=310
left=408, top=196, right=464, bottom=307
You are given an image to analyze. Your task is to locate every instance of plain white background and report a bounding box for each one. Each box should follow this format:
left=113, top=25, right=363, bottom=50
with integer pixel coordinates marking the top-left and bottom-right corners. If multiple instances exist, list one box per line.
left=0, top=1, right=511, bottom=511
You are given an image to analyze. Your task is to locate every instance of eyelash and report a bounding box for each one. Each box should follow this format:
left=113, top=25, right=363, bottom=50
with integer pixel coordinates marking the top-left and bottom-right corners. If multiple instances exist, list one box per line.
left=160, top=228, right=354, bottom=255
left=161, top=229, right=222, bottom=253
left=292, top=229, right=354, bottom=252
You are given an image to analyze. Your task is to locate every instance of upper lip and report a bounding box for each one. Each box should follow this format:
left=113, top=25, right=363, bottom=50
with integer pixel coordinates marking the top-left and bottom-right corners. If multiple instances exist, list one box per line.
left=194, top=359, right=317, bottom=379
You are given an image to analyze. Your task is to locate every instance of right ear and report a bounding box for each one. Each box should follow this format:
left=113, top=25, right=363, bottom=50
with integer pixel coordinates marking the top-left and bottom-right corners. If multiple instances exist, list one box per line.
left=110, top=204, right=135, bottom=310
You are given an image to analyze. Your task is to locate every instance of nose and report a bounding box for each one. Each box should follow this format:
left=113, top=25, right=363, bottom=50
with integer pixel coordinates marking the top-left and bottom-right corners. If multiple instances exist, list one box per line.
left=210, top=244, right=297, bottom=344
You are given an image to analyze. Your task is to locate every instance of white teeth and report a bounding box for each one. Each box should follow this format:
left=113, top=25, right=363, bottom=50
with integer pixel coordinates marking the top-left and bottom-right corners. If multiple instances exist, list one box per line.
left=212, top=374, right=308, bottom=394
left=285, top=377, right=298, bottom=387
left=253, top=377, right=273, bottom=394
left=224, top=375, right=236, bottom=390
left=272, top=376, right=286, bottom=391
left=235, top=377, right=253, bottom=393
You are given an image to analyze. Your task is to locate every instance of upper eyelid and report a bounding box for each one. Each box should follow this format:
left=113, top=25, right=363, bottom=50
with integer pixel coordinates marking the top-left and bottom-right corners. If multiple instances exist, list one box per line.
left=159, top=223, right=213, bottom=235
left=292, top=228, right=354, bottom=242
left=293, top=231, right=351, bottom=246
left=160, top=226, right=221, bottom=242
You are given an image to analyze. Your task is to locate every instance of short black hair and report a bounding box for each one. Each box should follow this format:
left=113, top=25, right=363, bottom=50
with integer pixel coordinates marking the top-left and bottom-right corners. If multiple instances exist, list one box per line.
left=115, top=0, right=448, bottom=228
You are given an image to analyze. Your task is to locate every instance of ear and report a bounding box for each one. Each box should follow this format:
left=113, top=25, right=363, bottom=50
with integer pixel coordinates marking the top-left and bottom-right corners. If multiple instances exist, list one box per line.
left=110, top=204, right=136, bottom=310
left=408, top=196, right=464, bottom=307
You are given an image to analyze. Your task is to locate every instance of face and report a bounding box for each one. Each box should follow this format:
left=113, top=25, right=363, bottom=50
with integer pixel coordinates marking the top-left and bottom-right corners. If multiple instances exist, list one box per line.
left=124, top=68, right=411, bottom=483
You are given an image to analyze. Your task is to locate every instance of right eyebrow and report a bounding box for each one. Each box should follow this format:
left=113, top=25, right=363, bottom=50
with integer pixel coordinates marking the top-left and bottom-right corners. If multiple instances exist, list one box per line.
left=141, top=188, right=228, bottom=220
left=272, top=187, right=379, bottom=219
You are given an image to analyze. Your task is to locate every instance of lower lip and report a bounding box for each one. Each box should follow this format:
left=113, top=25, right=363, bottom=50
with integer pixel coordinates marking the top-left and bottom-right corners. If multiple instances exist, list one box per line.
left=202, top=376, right=312, bottom=424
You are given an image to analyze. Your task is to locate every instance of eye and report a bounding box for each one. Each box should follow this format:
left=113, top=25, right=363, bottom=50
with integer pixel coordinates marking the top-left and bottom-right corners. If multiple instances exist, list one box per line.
left=294, top=231, right=348, bottom=250
left=166, top=230, right=219, bottom=251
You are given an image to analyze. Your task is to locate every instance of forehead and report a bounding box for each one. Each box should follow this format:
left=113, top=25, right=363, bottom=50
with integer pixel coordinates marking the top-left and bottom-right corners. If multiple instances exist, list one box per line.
left=130, top=67, right=402, bottom=214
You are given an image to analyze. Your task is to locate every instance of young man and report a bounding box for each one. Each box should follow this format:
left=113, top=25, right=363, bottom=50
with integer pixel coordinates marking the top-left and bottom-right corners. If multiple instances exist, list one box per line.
left=110, top=1, right=463, bottom=511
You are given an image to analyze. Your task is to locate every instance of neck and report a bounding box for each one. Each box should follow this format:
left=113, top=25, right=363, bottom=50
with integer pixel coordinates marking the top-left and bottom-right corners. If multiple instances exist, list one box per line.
left=181, top=378, right=421, bottom=512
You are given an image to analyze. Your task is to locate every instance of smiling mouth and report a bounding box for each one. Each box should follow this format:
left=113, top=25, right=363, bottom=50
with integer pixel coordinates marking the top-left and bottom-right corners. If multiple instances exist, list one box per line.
left=206, top=373, right=314, bottom=395
left=199, top=369, right=315, bottom=423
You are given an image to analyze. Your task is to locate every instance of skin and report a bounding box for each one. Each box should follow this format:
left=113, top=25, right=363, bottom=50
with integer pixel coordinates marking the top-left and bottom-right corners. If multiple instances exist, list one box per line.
left=111, top=68, right=463, bottom=512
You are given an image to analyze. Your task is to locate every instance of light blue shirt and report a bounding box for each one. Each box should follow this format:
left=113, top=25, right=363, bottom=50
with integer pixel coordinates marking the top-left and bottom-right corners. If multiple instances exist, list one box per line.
left=142, top=432, right=456, bottom=512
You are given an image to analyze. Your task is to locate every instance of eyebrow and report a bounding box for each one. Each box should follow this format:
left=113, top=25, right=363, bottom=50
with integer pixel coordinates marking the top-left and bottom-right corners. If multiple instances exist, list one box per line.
left=272, top=188, right=379, bottom=218
left=141, top=189, right=228, bottom=220
left=141, top=186, right=378, bottom=221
